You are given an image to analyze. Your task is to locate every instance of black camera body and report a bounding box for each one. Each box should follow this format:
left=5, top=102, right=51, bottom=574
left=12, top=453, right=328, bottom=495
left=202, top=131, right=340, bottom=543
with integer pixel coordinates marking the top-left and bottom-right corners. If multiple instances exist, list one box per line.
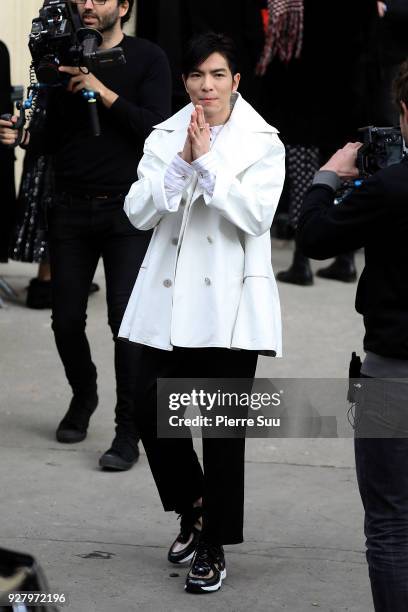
left=29, top=0, right=125, bottom=85
left=357, top=126, right=403, bottom=176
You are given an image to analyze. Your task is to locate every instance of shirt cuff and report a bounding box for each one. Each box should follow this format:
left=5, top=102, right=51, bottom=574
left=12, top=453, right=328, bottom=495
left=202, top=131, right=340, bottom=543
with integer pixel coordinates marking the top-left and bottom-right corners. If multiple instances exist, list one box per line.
left=312, top=170, right=341, bottom=191
left=164, top=154, right=194, bottom=194
left=170, top=154, right=195, bottom=178
left=191, top=151, right=218, bottom=176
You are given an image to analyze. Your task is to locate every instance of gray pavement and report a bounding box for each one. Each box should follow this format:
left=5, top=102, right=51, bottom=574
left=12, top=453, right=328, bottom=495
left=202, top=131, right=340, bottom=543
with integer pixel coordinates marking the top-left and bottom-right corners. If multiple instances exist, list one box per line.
left=0, top=242, right=372, bottom=611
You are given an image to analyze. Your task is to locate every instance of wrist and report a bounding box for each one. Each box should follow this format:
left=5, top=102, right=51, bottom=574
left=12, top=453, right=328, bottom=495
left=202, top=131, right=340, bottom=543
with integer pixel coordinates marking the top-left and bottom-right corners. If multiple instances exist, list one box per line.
left=178, top=151, right=192, bottom=164
left=192, top=148, right=209, bottom=161
left=319, top=163, right=340, bottom=175
left=100, top=87, right=118, bottom=108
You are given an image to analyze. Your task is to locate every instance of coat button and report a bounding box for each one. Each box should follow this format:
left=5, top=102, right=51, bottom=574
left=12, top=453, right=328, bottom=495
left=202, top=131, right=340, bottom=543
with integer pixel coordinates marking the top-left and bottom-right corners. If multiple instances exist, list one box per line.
left=163, top=279, right=172, bottom=288
left=171, top=238, right=178, bottom=246
left=204, top=277, right=211, bottom=286
left=207, top=236, right=213, bottom=244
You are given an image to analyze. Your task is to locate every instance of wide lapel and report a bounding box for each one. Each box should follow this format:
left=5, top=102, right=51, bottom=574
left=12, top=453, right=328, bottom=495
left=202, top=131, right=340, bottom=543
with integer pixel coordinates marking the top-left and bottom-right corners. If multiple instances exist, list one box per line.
left=211, top=94, right=279, bottom=176
left=146, top=95, right=279, bottom=173
left=147, top=103, right=193, bottom=165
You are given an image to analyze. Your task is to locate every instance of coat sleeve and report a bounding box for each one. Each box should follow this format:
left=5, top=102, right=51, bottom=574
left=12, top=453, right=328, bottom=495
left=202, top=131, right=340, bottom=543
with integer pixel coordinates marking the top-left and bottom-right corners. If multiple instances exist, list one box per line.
left=124, top=131, right=188, bottom=230
left=203, top=134, right=286, bottom=236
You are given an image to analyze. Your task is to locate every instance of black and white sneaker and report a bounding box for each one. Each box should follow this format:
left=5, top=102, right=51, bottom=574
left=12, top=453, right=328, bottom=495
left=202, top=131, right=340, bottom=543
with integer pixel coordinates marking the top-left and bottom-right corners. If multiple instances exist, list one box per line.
left=168, top=506, right=202, bottom=565
left=184, top=541, right=226, bottom=594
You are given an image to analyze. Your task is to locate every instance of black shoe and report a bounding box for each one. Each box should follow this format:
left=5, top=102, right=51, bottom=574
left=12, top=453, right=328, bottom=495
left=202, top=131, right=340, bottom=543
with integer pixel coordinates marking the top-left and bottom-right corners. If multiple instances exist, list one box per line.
left=185, top=541, right=226, bottom=594
left=168, top=506, right=202, bottom=565
left=316, top=253, right=357, bottom=283
left=277, top=247, right=313, bottom=286
left=26, top=278, right=52, bottom=309
left=56, top=393, right=98, bottom=443
left=99, top=436, right=140, bottom=471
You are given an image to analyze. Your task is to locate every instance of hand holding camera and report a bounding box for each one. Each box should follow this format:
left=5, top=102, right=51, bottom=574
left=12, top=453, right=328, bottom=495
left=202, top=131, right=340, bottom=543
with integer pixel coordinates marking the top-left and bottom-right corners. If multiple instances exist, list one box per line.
left=58, top=66, right=118, bottom=109
left=0, top=116, right=19, bottom=146
left=320, top=142, right=363, bottom=179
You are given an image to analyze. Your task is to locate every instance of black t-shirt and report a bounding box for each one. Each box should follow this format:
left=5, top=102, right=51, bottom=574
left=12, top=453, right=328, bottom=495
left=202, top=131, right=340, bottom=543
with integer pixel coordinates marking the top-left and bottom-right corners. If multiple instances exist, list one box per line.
left=30, top=35, right=171, bottom=195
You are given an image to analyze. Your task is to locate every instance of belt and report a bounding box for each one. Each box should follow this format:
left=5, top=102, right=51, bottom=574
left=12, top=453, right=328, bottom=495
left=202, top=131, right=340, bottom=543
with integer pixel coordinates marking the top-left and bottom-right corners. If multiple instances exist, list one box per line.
left=59, top=192, right=125, bottom=202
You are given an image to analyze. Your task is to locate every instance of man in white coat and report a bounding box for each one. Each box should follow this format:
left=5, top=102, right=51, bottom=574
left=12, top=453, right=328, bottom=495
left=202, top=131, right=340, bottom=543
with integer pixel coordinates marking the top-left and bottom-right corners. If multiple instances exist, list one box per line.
left=119, top=32, right=285, bottom=594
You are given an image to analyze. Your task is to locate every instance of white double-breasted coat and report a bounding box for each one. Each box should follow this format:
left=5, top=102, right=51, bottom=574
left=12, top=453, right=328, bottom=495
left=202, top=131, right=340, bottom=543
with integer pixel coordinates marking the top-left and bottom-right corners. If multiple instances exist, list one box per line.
left=118, top=93, right=285, bottom=356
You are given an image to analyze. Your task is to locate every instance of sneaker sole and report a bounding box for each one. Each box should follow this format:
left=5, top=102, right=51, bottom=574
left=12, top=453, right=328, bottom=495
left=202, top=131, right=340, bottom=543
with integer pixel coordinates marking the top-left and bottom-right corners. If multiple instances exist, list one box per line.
left=99, top=455, right=137, bottom=471
left=168, top=549, right=195, bottom=565
left=56, top=431, right=87, bottom=443
left=185, top=569, right=226, bottom=594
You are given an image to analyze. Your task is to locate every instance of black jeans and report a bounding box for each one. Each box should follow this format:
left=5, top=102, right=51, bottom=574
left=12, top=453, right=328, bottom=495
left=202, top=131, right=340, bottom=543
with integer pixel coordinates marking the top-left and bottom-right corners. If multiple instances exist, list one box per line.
left=354, top=376, right=408, bottom=611
left=48, top=193, right=152, bottom=439
left=135, top=345, right=258, bottom=546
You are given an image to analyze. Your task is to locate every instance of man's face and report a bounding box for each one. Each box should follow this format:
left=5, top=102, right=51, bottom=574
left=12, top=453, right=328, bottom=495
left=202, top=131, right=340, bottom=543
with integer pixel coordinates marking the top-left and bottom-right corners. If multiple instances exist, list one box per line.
left=73, top=0, right=125, bottom=33
left=183, top=52, right=240, bottom=125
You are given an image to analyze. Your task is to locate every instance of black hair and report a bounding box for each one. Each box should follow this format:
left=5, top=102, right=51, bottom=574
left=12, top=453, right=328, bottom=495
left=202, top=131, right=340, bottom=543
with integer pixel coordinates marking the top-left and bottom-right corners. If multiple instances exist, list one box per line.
left=118, top=0, right=134, bottom=26
left=182, top=32, right=239, bottom=78
left=393, top=60, right=408, bottom=112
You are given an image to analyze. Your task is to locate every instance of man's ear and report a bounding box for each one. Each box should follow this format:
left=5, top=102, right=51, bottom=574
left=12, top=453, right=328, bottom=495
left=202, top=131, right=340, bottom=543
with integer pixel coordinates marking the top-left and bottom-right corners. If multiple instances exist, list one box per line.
left=119, top=0, right=130, bottom=19
left=232, top=73, right=241, bottom=92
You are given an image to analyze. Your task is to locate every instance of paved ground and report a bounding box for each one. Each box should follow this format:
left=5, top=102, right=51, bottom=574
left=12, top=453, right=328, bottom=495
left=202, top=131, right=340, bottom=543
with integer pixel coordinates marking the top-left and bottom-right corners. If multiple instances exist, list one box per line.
left=0, top=242, right=373, bottom=611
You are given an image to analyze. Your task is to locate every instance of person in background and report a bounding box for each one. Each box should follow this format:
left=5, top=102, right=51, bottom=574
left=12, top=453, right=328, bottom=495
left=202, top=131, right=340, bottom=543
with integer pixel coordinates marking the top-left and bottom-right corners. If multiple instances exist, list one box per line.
left=0, top=0, right=171, bottom=472
left=0, top=40, right=16, bottom=269
left=297, top=61, right=408, bottom=611
left=256, top=0, right=377, bottom=285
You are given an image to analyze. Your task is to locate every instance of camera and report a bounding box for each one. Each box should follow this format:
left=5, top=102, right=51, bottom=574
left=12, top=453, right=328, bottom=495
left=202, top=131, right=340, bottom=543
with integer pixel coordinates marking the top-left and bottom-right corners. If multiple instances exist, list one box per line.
left=29, top=0, right=125, bottom=85
left=357, top=126, right=403, bottom=176
left=334, top=126, right=404, bottom=205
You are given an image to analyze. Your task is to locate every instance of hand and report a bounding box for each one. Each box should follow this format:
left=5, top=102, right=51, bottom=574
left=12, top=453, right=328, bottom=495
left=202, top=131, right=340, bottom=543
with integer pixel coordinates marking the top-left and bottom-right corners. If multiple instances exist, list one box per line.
left=377, top=1, right=387, bottom=17
left=188, top=105, right=210, bottom=161
left=58, top=66, right=118, bottom=108
left=180, top=132, right=193, bottom=164
left=0, top=115, right=19, bottom=146
left=320, top=142, right=363, bottom=179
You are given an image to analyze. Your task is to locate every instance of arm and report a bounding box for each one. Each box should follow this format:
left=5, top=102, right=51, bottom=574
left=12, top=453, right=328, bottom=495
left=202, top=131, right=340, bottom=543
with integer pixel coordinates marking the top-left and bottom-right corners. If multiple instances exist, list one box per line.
left=204, top=135, right=286, bottom=236
left=58, top=49, right=171, bottom=142
left=124, top=131, right=192, bottom=231
left=125, top=111, right=204, bottom=230
left=297, top=141, right=388, bottom=259
left=109, top=53, right=172, bottom=140
left=163, top=154, right=195, bottom=211
left=297, top=172, right=387, bottom=260
left=191, top=151, right=218, bottom=198
left=0, top=87, right=58, bottom=154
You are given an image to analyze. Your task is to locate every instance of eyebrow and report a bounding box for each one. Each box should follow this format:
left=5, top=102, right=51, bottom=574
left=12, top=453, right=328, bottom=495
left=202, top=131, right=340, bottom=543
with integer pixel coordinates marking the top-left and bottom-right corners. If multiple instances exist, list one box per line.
left=190, top=68, right=228, bottom=74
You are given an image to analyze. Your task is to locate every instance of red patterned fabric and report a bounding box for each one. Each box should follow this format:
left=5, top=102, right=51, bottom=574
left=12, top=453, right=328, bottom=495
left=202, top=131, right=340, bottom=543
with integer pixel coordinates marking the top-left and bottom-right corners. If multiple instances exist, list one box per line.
left=256, top=0, right=304, bottom=75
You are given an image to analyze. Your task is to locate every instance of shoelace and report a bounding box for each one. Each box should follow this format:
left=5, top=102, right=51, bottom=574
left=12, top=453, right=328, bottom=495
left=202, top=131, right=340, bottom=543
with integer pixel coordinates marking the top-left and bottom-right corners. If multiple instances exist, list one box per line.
left=190, top=542, right=222, bottom=577
left=177, top=506, right=202, bottom=543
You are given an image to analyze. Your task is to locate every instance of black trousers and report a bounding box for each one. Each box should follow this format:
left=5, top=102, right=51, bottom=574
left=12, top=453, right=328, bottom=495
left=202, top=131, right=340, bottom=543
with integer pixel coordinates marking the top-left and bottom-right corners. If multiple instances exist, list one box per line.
left=135, top=345, right=258, bottom=545
left=355, top=376, right=408, bottom=611
left=47, top=193, right=151, bottom=437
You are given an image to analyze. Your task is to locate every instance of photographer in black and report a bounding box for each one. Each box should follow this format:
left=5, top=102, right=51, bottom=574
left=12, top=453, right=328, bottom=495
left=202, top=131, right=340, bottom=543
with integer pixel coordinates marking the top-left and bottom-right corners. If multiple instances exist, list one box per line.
left=0, top=0, right=171, bottom=471
left=297, top=62, right=408, bottom=611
